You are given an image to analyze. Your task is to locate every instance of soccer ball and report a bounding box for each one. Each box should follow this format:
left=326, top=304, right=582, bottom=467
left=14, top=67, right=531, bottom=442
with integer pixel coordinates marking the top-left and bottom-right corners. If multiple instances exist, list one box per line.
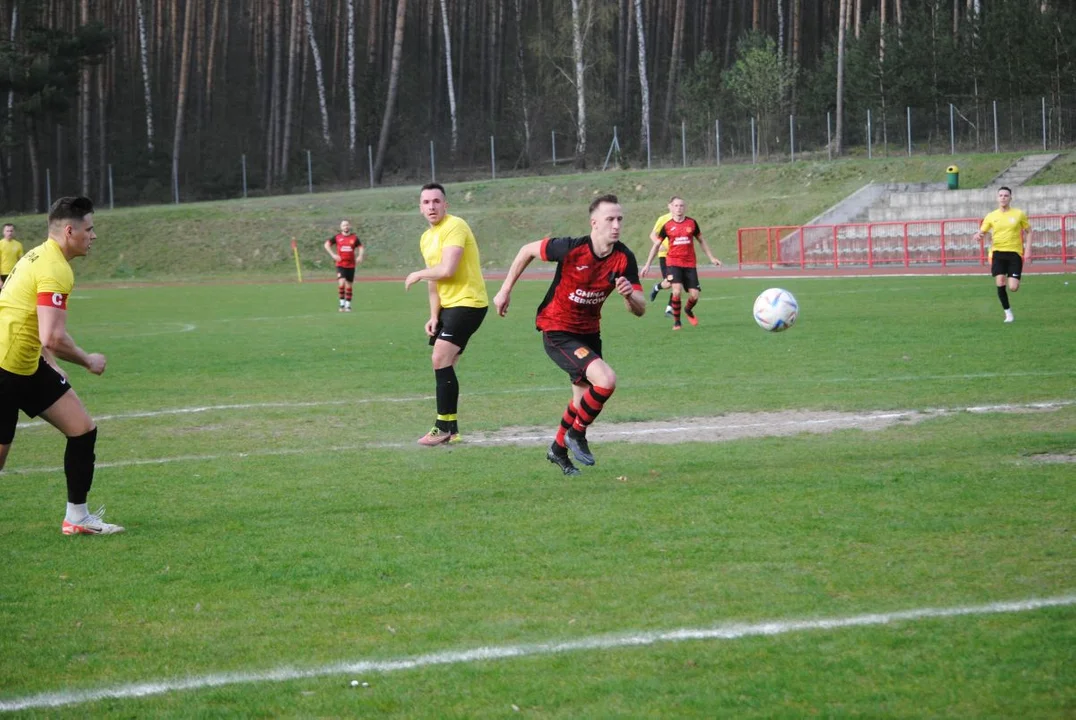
left=753, top=288, right=799, bottom=332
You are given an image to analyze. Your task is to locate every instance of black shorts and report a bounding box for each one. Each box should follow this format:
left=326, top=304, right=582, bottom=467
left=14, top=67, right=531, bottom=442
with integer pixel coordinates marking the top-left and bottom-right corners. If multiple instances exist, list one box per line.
left=429, top=305, right=488, bottom=353
left=336, top=266, right=356, bottom=283
left=0, top=358, right=72, bottom=444
left=991, top=251, right=1023, bottom=279
left=658, top=257, right=668, bottom=278
left=667, top=265, right=701, bottom=290
left=543, top=331, right=602, bottom=385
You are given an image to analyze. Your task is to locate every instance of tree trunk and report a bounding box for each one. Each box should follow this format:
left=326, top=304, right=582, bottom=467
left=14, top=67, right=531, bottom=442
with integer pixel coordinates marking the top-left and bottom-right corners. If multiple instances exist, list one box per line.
left=173, top=0, right=195, bottom=200
left=28, top=128, right=40, bottom=212
left=777, top=0, right=784, bottom=57
left=513, top=0, right=531, bottom=167
left=791, top=0, right=801, bottom=111
left=617, top=0, right=628, bottom=121
left=80, top=0, right=91, bottom=195
left=835, top=0, right=847, bottom=155
left=570, top=0, right=587, bottom=169
left=348, top=0, right=357, bottom=156
left=267, top=0, right=283, bottom=187
left=854, top=0, right=861, bottom=39
left=439, top=0, right=459, bottom=156
left=304, top=0, right=332, bottom=146
left=373, top=0, right=407, bottom=183
left=634, top=0, right=650, bottom=160
left=205, top=0, right=221, bottom=121
left=97, top=63, right=107, bottom=202
left=281, top=0, right=301, bottom=182
left=662, top=0, right=685, bottom=146
left=752, top=0, right=759, bottom=30
left=6, top=3, right=17, bottom=179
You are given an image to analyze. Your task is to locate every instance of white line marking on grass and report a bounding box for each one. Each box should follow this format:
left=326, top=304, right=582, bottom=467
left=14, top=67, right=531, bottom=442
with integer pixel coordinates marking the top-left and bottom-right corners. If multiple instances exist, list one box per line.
left=6, top=401, right=1073, bottom=475
left=1, top=594, right=1072, bottom=712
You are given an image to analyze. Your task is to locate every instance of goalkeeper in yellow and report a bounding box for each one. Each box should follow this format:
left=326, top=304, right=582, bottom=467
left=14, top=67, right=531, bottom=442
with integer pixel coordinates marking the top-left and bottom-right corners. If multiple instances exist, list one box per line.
left=0, top=196, right=124, bottom=534
left=973, top=186, right=1031, bottom=323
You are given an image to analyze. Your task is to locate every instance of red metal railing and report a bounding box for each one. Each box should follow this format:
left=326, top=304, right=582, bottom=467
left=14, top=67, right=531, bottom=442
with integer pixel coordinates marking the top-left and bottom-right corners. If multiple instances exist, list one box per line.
left=738, top=214, right=1074, bottom=269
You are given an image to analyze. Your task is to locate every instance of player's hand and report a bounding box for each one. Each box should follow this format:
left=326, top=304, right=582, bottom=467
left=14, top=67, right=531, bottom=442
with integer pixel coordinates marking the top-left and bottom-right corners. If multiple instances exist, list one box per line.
left=331, top=253, right=341, bottom=263
left=641, top=265, right=651, bottom=278
left=711, top=256, right=722, bottom=267
left=424, top=318, right=438, bottom=337
left=404, top=272, right=423, bottom=290
left=86, top=353, right=106, bottom=376
left=614, top=276, right=633, bottom=297
left=493, top=290, right=511, bottom=316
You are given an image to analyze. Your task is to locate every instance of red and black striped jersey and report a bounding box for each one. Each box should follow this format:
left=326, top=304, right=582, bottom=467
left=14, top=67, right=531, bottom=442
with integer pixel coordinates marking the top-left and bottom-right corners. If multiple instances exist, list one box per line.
left=658, top=217, right=702, bottom=267
left=535, top=235, right=641, bottom=335
left=329, top=233, right=362, bottom=268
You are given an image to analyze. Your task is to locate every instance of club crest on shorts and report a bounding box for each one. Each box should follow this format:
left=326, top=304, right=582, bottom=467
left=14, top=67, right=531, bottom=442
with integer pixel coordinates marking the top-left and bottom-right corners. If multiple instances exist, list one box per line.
left=574, top=347, right=590, bottom=359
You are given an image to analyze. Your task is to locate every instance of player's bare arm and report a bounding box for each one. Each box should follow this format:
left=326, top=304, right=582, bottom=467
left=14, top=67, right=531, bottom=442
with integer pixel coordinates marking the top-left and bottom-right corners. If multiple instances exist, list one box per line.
left=697, top=236, right=721, bottom=266
left=324, top=239, right=340, bottom=263
left=424, top=281, right=441, bottom=336
left=356, top=244, right=365, bottom=264
left=616, top=277, right=646, bottom=317
left=38, top=306, right=106, bottom=375
left=405, top=245, right=464, bottom=290
left=640, top=237, right=662, bottom=277
left=493, top=241, right=543, bottom=316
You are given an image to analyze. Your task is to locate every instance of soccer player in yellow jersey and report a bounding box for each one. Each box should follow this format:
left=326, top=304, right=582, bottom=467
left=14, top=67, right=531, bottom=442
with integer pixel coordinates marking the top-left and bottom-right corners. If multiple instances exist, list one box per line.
left=647, top=200, right=675, bottom=316
left=973, top=186, right=1031, bottom=323
left=0, top=222, right=24, bottom=289
left=404, top=183, right=489, bottom=445
left=0, top=197, right=123, bottom=535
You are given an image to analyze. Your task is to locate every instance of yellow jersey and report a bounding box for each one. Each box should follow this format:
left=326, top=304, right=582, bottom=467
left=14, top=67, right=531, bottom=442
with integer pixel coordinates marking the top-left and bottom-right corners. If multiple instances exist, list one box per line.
left=0, top=237, right=24, bottom=274
left=980, top=208, right=1030, bottom=255
left=651, top=213, right=672, bottom=258
left=420, top=214, right=488, bottom=309
left=0, top=238, right=74, bottom=375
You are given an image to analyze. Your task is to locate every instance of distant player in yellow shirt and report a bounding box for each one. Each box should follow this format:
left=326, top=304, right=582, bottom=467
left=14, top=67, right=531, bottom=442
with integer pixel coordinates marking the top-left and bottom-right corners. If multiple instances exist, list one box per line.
left=0, top=222, right=24, bottom=289
left=646, top=202, right=674, bottom=316
left=973, top=186, right=1031, bottom=323
left=0, top=197, right=124, bottom=535
left=404, top=183, right=489, bottom=445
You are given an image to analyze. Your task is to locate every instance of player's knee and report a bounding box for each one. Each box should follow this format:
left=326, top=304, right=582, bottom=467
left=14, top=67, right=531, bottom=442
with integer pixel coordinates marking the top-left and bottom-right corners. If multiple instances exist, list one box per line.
left=589, top=363, right=616, bottom=389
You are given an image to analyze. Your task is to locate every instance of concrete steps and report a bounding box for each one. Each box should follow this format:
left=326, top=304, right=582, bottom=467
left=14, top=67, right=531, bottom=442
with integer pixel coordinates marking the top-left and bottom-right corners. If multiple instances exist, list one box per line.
left=987, top=153, right=1060, bottom=188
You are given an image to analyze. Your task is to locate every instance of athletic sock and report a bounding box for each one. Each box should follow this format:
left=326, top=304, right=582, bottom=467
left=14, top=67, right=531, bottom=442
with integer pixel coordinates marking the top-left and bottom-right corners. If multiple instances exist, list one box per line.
left=338, top=286, right=345, bottom=301
left=555, top=403, right=579, bottom=447
left=65, top=502, right=89, bottom=523
left=997, top=286, right=1010, bottom=310
left=435, top=366, right=459, bottom=430
left=671, top=296, right=682, bottom=324
left=685, top=297, right=698, bottom=315
left=571, top=386, right=614, bottom=433
left=345, top=287, right=353, bottom=303
left=64, top=427, right=97, bottom=505
left=435, top=413, right=457, bottom=433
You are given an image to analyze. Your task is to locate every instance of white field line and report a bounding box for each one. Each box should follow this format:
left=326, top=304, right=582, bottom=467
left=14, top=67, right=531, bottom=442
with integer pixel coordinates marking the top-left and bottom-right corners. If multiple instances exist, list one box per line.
left=0, top=595, right=1072, bottom=712
left=6, top=401, right=1073, bottom=476
left=14, top=375, right=1076, bottom=432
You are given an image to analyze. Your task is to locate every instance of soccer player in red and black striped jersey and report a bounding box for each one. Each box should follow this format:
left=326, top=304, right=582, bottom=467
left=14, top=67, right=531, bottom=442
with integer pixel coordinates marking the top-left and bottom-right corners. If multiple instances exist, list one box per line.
left=640, top=197, right=721, bottom=330
left=493, top=194, right=645, bottom=475
left=324, top=220, right=364, bottom=312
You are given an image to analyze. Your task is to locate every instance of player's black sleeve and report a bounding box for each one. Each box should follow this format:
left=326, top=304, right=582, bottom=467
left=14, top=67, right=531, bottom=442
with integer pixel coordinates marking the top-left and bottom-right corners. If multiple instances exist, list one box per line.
left=542, top=235, right=587, bottom=262
left=620, top=245, right=641, bottom=286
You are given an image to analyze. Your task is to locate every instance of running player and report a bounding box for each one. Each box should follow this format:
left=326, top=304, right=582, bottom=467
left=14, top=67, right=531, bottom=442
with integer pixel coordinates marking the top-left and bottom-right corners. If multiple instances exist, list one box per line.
left=493, top=194, right=645, bottom=475
left=640, top=196, right=721, bottom=330
left=0, top=223, right=24, bottom=290
left=404, top=183, right=489, bottom=446
left=973, top=186, right=1031, bottom=323
left=324, top=220, right=364, bottom=312
left=0, top=197, right=123, bottom=534
left=647, top=201, right=674, bottom=316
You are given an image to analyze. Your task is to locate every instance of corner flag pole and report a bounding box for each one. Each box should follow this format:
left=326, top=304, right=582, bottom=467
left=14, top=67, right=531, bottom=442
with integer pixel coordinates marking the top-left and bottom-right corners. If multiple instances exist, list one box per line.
left=291, top=238, right=302, bottom=283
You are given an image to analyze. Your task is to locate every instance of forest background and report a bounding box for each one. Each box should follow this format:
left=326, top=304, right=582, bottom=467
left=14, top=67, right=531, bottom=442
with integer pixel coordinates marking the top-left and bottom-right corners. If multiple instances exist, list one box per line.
left=0, top=0, right=1072, bottom=212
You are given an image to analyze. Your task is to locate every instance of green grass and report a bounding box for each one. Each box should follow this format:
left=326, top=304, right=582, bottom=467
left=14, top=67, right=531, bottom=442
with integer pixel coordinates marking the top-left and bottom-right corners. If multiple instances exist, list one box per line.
left=2, top=152, right=1040, bottom=282
left=0, top=275, right=1073, bottom=716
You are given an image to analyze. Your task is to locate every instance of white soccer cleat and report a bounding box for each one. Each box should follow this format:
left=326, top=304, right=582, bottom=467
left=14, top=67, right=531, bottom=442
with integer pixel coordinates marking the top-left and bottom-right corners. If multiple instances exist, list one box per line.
left=62, top=506, right=125, bottom=535
left=1004, top=310, right=1014, bottom=323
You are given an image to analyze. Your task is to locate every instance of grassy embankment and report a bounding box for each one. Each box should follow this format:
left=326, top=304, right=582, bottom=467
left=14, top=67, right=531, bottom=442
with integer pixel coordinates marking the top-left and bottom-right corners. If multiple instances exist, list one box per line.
left=7, top=151, right=1069, bottom=282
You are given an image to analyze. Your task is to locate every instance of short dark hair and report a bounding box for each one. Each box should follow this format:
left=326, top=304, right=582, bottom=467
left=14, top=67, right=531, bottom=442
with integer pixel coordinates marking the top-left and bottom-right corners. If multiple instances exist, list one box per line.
left=998, top=186, right=1012, bottom=195
left=2, top=223, right=13, bottom=230
left=48, top=196, right=95, bottom=225
left=669, top=195, right=682, bottom=203
left=421, top=182, right=446, bottom=197
left=589, top=193, right=619, bottom=215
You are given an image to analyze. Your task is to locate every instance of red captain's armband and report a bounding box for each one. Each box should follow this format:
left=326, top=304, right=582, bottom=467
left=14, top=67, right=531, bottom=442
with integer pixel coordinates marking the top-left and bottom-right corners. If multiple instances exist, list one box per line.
left=37, top=292, right=69, bottom=310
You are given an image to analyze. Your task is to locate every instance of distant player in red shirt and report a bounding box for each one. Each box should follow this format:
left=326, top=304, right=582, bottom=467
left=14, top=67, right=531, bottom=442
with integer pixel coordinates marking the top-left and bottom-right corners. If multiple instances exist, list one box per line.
left=494, top=194, right=646, bottom=475
left=640, top=197, right=720, bottom=330
left=324, top=220, right=364, bottom=312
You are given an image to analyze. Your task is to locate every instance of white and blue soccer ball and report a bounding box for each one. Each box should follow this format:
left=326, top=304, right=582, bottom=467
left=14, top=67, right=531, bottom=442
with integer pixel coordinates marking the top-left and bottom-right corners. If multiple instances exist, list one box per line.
left=753, top=288, right=799, bottom=332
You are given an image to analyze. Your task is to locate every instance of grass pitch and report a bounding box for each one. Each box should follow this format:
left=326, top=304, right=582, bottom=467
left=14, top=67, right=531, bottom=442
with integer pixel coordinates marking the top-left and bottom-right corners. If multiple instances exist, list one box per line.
left=0, top=273, right=1073, bottom=717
